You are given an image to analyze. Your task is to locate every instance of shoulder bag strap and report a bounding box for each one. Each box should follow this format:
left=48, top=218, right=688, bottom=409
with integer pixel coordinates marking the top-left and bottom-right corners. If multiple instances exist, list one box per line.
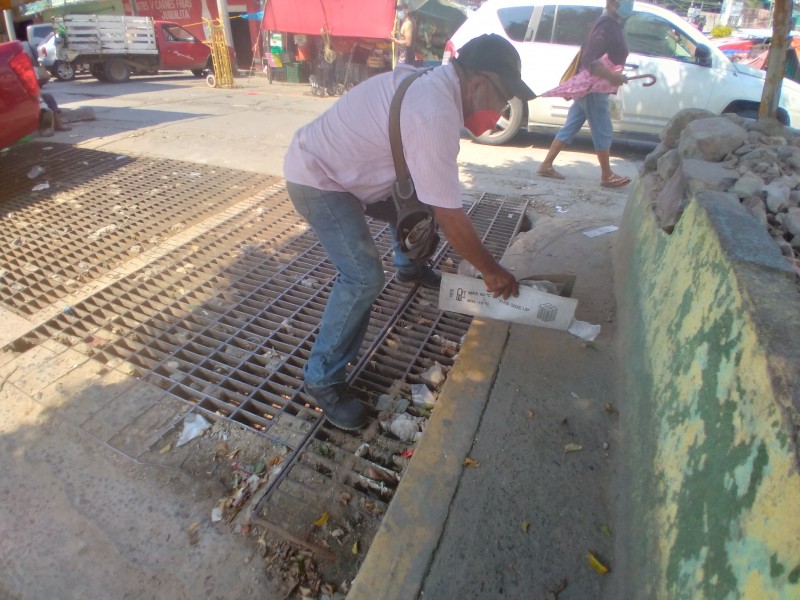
left=389, top=68, right=432, bottom=203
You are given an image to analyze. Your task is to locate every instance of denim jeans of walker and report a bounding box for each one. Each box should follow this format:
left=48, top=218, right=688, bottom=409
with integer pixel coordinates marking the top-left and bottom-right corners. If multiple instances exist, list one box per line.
left=286, top=182, right=413, bottom=387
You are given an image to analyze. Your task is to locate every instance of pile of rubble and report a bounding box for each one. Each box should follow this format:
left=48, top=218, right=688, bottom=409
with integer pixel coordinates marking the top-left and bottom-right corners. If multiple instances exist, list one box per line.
left=642, top=108, right=800, bottom=277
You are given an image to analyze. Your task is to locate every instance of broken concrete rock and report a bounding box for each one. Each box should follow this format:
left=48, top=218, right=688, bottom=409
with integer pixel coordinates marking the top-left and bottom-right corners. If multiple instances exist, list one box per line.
left=656, top=148, right=681, bottom=181
left=660, top=108, right=716, bottom=148
left=655, top=166, right=688, bottom=232
left=764, top=182, right=791, bottom=214
left=784, top=207, right=800, bottom=237
left=678, top=117, right=748, bottom=162
left=643, top=142, right=670, bottom=173
left=645, top=109, right=800, bottom=271
left=743, top=196, right=769, bottom=227
left=682, top=158, right=740, bottom=196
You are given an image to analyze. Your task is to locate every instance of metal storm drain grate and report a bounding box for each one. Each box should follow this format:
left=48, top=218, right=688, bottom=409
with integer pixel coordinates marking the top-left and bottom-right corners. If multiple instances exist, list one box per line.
left=0, top=143, right=271, bottom=316
left=9, top=178, right=528, bottom=564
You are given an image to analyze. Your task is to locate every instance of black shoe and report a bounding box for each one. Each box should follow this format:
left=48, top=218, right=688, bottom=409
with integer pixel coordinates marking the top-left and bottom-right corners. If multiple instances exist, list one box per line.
left=304, top=382, right=369, bottom=430
left=396, top=261, right=442, bottom=289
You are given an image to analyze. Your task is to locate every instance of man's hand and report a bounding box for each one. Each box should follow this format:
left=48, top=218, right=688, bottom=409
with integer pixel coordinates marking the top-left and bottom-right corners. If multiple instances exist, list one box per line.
left=433, top=206, right=520, bottom=299
left=482, top=264, right=519, bottom=300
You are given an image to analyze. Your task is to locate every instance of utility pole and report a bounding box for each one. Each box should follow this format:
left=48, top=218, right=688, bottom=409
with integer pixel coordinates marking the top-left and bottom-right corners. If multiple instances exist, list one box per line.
left=216, top=0, right=236, bottom=65
left=760, top=0, right=793, bottom=120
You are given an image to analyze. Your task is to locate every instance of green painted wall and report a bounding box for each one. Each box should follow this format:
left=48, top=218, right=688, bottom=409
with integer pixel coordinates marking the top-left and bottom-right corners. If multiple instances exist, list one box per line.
left=615, top=186, right=800, bottom=599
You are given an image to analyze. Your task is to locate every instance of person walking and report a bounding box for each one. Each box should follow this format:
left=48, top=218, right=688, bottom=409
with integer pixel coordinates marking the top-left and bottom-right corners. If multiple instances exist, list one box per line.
left=284, top=34, right=534, bottom=430
left=537, top=0, right=633, bottom=188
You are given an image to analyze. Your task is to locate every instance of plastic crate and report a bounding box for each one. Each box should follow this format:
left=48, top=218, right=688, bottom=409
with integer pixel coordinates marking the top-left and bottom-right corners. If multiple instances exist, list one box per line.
left=286, top=62, right=307, bottom=83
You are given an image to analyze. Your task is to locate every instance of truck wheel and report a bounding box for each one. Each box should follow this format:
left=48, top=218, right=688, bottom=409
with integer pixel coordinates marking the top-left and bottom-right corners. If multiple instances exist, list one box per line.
left=206, top=73, right=217, bottom=88
left=54, top=61, right=76, bottom=82
left=104, top=58, right=130, bottom=83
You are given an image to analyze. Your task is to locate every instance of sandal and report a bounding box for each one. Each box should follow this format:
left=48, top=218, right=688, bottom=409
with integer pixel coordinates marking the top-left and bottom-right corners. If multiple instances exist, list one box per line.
left=601, top=173, right=631, bottom=188
left=537, top=166, right=565, bottom=180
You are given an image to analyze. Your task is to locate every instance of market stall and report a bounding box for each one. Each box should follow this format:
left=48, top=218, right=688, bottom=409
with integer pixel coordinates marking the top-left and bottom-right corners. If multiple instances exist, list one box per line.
left=261, top=0, right=396, bottom=90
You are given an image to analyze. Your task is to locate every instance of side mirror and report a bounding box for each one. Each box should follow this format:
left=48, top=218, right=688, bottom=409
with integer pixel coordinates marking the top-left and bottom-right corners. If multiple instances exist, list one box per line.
left=695, top=44, right=712, bottom=67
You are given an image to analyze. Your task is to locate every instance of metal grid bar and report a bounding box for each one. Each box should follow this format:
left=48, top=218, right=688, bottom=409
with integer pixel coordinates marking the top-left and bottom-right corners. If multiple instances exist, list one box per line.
left=256, top=193, right=529, bottom=535
left=0, top=143, right=271, bottom=315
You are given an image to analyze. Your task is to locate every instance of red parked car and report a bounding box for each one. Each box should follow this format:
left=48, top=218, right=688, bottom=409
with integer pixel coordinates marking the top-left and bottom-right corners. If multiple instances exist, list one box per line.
left=0, top=41, right=40, bottom=150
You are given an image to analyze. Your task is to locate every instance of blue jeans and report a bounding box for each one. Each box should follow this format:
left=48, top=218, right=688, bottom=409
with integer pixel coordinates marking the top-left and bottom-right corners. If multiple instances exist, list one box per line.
left=555, top=93, right=613, bottom=151
left=286, top=182, right=412, bottom=387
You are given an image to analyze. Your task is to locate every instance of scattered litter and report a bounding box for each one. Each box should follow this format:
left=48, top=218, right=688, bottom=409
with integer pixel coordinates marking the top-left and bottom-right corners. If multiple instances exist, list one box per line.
left=176, top=413, right=212, bottom=446
left=420, top=362, right=447, bottom=390
left=355, top=443, right=369, bottom=458
left=583, top=225, right=618, bottom=237
left=211, top=506, right=223, bottom=522
left=314, top=512, right=329, bottom=527
left=526, top=410, right=535, bottom=420
left=89, top=224, right=117, bottom=241
left=375, top=394, right=410, bottom=414
left=556, top=205, right=569, bottom=213
left=411, top=383, right=436, bottom=407
left=352, top=540, right=360, bottom=555
left=31, top=182, right=50, bottom=192
left=564, top=443, right=583, bottom=454
left=27, top=165, right=45, bottom=179
left=602, top=442, right=610, bottom=451
left=570, top=392, right=579, bottom=399
left=381, top=413, right=424, bottom=443
left=300, top=277, right=320, bottom=288
left=568, top=319, right=601, bottom=342
left=598, top=523, right=611, bottom=536
left=522, top=521, right=530, bottom=533
left=331, top=528, right=344, bottom=539
left=463, top=457, right=480, bottom=468
left=63, top=305, right=75, bottom=316
left=588, top=551, right=610, bottom=574
left=400, top=448, right=414, bottom=459
left=115, top=155, right=127, bottom=161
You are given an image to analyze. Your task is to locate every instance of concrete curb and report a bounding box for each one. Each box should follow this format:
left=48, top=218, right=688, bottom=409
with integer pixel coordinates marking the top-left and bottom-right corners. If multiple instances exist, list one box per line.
left=347, top=317, right=510, bottom=600
left=615, top=184, right=800, bottom=598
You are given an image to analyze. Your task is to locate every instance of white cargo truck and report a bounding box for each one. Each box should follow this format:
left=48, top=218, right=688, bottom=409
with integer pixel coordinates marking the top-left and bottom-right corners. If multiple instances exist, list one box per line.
left=50, top=14, right=215, bottom=83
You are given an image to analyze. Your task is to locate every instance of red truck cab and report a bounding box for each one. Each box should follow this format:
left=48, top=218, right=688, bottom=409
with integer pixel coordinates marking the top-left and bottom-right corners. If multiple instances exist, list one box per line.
left=156, top=21, right=214, bottom=75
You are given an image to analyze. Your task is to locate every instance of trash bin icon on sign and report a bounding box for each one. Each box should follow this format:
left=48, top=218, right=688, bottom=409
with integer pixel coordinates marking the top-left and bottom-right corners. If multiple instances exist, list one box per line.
left=537, top=303, right=557, bottom=322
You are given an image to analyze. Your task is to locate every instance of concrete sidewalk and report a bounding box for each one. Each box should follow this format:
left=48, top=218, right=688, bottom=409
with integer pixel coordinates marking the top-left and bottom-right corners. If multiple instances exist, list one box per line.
left=349, top=211, right=623, bottom=600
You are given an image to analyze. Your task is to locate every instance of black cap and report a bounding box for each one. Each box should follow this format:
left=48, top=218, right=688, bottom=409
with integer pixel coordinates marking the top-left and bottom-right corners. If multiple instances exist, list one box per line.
left=456, top=34, right=536, bottom=101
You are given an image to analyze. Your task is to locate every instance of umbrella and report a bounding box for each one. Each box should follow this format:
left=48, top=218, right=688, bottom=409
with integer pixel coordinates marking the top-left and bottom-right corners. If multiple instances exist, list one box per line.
left=410, top=0, right=466, bottom=27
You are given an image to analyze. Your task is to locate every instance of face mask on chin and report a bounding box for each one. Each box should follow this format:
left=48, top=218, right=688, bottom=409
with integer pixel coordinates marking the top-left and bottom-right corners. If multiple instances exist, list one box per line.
left=465, top=110, right=502, bottom=137
left=617, top=1, right=633, bottom=18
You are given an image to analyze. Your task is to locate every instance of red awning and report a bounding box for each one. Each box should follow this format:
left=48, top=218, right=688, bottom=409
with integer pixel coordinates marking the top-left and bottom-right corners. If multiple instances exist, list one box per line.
left=262, top=0, right=396, bottom=39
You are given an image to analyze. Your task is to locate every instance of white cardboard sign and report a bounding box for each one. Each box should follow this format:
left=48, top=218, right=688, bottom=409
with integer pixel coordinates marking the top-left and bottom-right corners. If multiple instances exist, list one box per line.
left=438, top=274, right=578, bottom=330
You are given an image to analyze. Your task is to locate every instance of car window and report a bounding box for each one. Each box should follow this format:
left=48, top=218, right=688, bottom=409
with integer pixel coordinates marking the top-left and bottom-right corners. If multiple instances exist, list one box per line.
left=623, top=12, right=697, bottom=61
left=497, top=6, right=535, bottom=42
left=533, top=5, right=555, bottom=43
left=163, top=24, right=196, bottom=42
left=552, top=6, right=602, bottom=46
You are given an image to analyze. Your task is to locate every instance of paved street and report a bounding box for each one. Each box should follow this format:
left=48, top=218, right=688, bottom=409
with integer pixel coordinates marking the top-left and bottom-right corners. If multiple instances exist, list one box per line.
left=2, top=71, right=654, bottom=599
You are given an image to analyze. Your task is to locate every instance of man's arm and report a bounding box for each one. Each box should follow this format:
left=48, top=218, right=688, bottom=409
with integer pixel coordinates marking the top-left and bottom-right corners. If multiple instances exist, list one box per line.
left=433, top=206, right=519, bottom=299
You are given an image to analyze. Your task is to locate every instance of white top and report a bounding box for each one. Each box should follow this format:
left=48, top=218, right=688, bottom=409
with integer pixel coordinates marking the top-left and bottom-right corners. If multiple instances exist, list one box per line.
left=283, top=63, right=465, bottom=210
